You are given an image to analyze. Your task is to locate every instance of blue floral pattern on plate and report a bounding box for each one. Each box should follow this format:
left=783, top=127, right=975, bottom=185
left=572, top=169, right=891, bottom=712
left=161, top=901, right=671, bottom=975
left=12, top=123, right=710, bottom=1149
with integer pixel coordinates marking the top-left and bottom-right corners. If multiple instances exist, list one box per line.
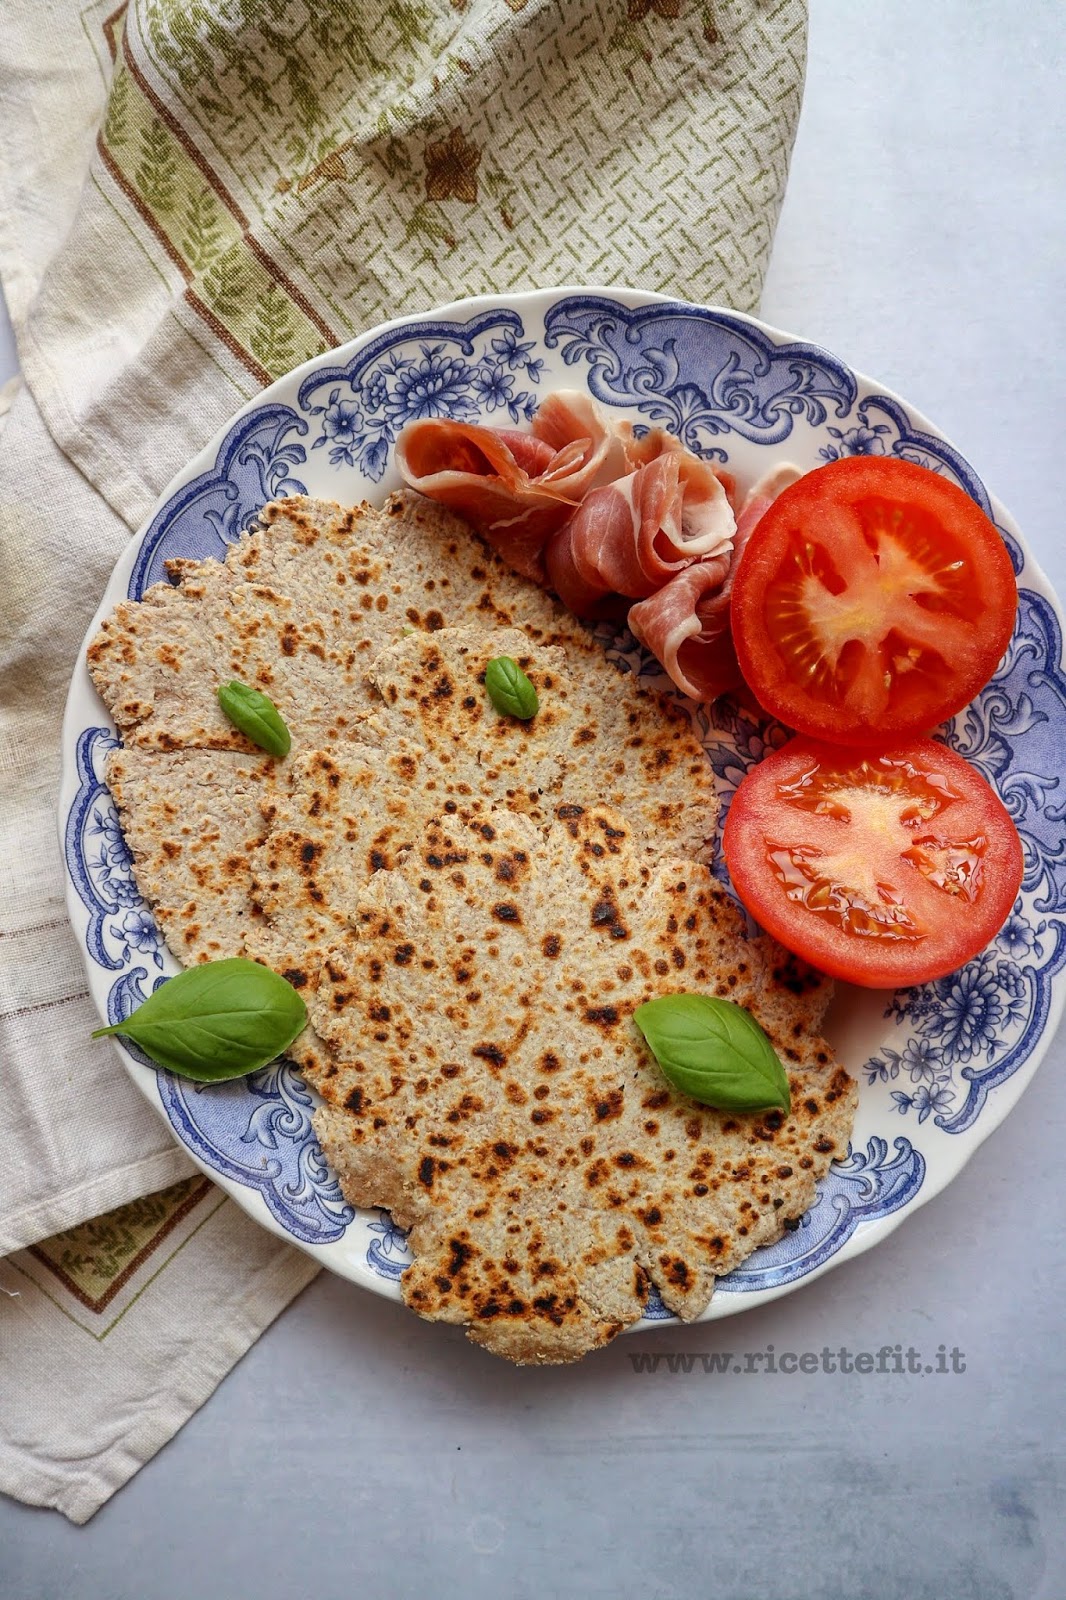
left=157, top=1064, right=354, bottom=1243
left=542, top=296, right=858, bottom=459
left=298, top=310, right=543, bottom=481
left=61, top=289, right=1066, bottom=1322
left=65, top=728, right=167, bottom=973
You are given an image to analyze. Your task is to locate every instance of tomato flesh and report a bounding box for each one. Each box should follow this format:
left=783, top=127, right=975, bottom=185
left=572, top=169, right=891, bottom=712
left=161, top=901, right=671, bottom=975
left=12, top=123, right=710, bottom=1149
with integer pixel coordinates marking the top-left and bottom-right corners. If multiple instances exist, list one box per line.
left=722, top=736, right=1023, bottom=988
left=730, top=458, right=1018, bottom=745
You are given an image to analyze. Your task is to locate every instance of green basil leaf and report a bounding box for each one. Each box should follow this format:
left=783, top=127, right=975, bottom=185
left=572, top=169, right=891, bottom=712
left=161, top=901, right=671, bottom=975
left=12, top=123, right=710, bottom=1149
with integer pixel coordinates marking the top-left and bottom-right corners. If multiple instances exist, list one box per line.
left=91, top=957, right=307, bottom=1082
left=217, top=680, right=291, bottom=757
left=633, top=993, right=791, bottom=1114
left=484, top=655, right=539, bottom=720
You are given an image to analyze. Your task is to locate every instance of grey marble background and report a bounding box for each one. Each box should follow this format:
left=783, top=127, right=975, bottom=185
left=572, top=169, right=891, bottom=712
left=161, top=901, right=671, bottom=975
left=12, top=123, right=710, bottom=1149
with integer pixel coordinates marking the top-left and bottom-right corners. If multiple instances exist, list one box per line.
left=3, top=3, right=1065, bottom=1597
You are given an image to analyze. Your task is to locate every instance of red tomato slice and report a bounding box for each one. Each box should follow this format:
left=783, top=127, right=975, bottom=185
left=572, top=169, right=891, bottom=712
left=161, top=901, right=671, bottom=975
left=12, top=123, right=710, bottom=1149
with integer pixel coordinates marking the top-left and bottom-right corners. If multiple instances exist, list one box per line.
left=722, top=736, right=1023, bottom=988
left=730, top=457, right=1018, bottom=746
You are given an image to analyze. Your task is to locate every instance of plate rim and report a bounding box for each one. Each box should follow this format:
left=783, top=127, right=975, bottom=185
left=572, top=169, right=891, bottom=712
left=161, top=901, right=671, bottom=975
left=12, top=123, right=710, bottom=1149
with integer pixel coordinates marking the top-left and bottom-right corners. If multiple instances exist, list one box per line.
left=58, top=281, right=1066, bottom=1328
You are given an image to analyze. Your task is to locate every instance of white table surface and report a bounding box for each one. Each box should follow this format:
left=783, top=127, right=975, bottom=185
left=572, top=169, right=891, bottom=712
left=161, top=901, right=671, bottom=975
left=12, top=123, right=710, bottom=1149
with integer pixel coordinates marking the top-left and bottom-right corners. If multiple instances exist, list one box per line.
left=4, top=4, right=1065, bottom=1596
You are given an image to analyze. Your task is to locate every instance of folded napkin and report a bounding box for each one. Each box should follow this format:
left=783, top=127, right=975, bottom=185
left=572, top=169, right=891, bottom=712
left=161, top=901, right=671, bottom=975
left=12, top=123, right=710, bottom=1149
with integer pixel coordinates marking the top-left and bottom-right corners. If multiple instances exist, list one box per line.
left=0, top=0, right=807, bottom=1521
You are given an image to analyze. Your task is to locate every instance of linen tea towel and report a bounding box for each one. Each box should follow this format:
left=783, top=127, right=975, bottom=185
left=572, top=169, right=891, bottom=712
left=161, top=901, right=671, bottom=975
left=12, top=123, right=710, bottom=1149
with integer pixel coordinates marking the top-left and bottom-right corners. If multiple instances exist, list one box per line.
left=0, top=0, right=808, bottom=1521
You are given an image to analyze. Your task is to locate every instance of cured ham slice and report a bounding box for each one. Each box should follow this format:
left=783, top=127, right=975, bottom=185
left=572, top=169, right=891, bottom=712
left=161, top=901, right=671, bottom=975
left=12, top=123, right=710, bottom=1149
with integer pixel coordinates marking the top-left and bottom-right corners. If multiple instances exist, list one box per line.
left=623, top=426, right=738, bottom=507
left=539, top=512, right=629, bottom=620
left=395, top=421, right=574, bottom=580
left=738, top=462, right=803, bottom=513
left=529, top=391, right=631, bottom=486
left=628, top=463, right=804, bottom=701
left=397, top=371, right=806, bottom=705
left=395, top=391, right=631, bottom=582
left=628, top=560, right=739, bottom=701
left=544, top=450, right=736, bottom=616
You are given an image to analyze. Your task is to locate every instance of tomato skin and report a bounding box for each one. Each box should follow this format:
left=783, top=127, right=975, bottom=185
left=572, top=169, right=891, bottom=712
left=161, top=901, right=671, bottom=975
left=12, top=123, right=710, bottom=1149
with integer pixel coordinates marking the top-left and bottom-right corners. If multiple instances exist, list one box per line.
left=722, top=736, right=1024, bottom=989
left=730, top=457, right=1018, bottom=747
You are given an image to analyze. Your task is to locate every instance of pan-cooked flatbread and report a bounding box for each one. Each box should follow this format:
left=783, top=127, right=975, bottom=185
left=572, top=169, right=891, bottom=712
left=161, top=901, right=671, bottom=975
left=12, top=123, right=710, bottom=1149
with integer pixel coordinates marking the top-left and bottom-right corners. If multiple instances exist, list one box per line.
left=244, top=624, right=717, bottom=1006
left=106, top=746, right=280, bottom=965
left=90, top=490, right=856, bottom=1364
left=364, top=626, right=715, bottom=858
left=309, top=801, right=855, bottom=1364
left=93, top=496, right=717, bottom=973
left=88, top=492, right=599, bottom=751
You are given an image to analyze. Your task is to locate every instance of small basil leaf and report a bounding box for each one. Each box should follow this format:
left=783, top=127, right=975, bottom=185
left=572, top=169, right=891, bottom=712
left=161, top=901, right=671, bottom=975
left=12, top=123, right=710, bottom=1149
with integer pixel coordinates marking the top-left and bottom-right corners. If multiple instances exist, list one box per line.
left=633, top=993, right=791, bottom=1114
left=92, top=957, right=307, bottom=1082
left=484, top=655, right=539, bottom=720
left=217, top=680, right=291, bottom=757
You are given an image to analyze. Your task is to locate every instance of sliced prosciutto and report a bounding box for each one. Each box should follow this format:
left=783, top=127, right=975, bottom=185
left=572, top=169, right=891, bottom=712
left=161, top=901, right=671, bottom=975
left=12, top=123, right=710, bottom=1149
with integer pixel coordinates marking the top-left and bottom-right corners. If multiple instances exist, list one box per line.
left=627, top=463, right=804, bottom=701
left=623, top=425, right=738, bottom=506
left=529, top=391, right=631, bottom=484
left=738, top=462, right=803, bottom=513
left=395, top=391, right=630, bottom=581
left=397, top=372, right=807, bottom=707
left=628, top=562, right=740, bottom=702
left=544, top=450, right=736, bottom=617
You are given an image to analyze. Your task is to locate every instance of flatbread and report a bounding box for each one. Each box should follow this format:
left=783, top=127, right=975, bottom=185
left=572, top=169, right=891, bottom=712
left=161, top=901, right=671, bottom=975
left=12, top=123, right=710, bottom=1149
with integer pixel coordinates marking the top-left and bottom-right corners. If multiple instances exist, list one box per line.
left=103, top=615, right=719, bottom=971
left=244, top=625, right=718, bottom=1015
left=105, top=746, right=280, bottom=965
left=91, top=491, right=855, bottom=1365
left=87, top=492, right=602, bottom=752
left=308, top=802, right=856, bottom=1365
left=364, top=625, right=716, bottom=859
left=92, top=495, right=716, bottom=972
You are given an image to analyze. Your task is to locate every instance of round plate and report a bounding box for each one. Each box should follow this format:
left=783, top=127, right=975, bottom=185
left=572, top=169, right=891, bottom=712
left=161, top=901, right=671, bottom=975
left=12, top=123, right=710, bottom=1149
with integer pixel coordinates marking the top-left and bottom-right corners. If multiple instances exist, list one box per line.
left=59, top=287, right=1066, bottom=1325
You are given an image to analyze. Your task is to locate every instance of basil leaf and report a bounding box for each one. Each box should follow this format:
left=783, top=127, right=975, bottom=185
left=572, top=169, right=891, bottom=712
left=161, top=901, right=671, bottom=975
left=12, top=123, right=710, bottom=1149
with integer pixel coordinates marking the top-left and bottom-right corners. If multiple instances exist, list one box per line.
left=91, top=957, right=307, bottom=1082
left=484, top=655, right=539, bottom=720
left=633, top=993, right=791, bottom=1114
left=217, top=680, right=291, bottom=757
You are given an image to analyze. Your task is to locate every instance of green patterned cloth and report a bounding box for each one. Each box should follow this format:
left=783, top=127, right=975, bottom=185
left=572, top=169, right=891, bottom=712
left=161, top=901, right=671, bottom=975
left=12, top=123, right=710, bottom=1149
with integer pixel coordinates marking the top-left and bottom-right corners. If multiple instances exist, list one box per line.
left=20, top=0, right=806, bottom=527
left=0, top=0, right=806, bottom=1521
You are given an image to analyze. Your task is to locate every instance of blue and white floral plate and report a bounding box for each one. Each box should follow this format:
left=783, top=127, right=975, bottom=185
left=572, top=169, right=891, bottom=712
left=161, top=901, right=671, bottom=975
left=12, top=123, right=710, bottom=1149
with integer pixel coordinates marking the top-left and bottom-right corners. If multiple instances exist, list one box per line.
left=60, top=287, right=1066, bottom=1326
